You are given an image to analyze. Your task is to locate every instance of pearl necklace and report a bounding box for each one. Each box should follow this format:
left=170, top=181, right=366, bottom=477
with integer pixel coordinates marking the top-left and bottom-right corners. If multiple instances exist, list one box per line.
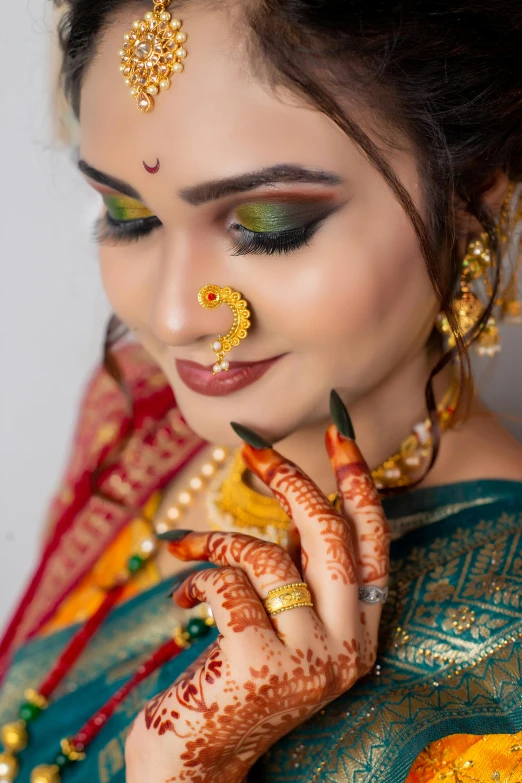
left=154, top=446, right=230, bottom=534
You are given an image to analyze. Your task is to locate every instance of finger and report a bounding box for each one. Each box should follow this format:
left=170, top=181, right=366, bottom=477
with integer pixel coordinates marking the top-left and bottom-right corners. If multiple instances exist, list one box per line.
left=241, top=443, right=359, bottom=635
left=325, top=424, right=390, bottom=586
left=173, top=566, right=275, bottom=639
left=168, top=531, right=318, bottom=644
left=167, top=531, right=301, bottom=591
left=325, top=423, right=390, bottom=644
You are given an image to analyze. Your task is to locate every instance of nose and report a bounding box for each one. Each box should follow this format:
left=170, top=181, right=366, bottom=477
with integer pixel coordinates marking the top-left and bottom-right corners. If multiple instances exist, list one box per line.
left=148, top=239, right=238, bottom=349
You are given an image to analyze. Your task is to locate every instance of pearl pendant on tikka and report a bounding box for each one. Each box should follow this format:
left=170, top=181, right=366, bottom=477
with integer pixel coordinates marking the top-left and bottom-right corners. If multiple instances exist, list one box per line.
left=197, top=285, right=251, bottom=375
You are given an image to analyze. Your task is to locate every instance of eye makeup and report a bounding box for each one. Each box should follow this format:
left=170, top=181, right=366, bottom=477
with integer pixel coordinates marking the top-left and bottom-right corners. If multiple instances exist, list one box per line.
left=95, top=192, right=161, bottom=245
left=93, top=186, right=344, bottom=254
left=102, top=193, right=155, bottom=221
left=234, top=200, right=336, bottom=233
left=229, top=198, right=343, bottom=256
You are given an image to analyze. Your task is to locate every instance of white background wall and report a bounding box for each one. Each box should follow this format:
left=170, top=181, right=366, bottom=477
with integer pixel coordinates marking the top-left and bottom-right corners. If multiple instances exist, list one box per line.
left=0, top=1, right=110, bottom=624
left=0, top=1, right=521, bottom=627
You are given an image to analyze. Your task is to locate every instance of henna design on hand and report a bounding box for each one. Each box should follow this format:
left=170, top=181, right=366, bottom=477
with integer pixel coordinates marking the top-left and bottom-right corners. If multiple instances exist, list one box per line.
left=127, top=438, right=390, bottom=783
left=144, top=690, right=183, bottom=737
left=326, top=426, right=391, bottom=582
left=168, top=531, right=300, bottom=592
left=242, top=446, right=357, bottom=586
left=150, top=641, right=358, bottom=783
left=175, top=567, right=273, bottom=634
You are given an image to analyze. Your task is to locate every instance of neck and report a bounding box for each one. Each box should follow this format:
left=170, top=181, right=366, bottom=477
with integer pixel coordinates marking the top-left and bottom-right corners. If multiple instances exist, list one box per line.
left=249, top=347, right=453, bottom=498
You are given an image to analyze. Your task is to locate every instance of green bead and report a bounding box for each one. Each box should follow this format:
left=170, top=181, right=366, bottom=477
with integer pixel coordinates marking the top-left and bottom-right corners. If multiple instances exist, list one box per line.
left=19, top=702, right=42, bottom=723
left=186, top=618, right=210, bottom=640
left=55, top=753, right=71, bottom=769
left=127, top=554, right=145, bottom=573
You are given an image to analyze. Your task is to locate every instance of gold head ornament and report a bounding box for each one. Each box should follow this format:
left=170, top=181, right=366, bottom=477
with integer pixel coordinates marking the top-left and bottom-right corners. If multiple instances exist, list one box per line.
left=119, top=0, right=187, bottom=114
left=198, top=285, right=251, bottom=374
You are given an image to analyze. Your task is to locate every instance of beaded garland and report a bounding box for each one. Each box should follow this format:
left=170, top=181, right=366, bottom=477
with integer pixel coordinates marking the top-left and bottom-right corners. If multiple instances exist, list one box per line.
left=0, top=540, right=215, bottom=783
left=154, top=446, right=231, bottom=534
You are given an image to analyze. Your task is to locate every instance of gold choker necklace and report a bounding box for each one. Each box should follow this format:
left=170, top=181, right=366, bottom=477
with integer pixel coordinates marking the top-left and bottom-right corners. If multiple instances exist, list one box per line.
left=206, top=450, right=294, bottom=546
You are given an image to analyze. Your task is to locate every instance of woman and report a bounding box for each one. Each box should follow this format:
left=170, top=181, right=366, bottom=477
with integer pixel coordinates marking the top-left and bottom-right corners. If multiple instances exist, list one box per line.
left=1, top=0, right=522, bottom=781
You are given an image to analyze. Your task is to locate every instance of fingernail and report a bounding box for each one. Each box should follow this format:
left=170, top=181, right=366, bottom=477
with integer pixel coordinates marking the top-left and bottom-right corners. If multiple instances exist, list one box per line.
left=230, top=422, right=273, bottom=449
left=330, top=390, right=356, bottom=440
left=166, top=578, right=184, bottom=599
left=156, top=529, right=192, bottom=542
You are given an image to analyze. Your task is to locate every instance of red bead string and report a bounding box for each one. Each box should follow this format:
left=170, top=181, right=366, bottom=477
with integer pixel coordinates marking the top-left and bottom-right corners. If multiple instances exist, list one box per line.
left=39, top=585, right=125, bottom=700
left=70, top=638, right=183, bottom=750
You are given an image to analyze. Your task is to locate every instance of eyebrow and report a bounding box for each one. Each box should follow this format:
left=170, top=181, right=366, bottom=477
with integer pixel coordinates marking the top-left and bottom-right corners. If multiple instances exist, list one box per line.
left=78, top=160, right=142, bottom=201
left=178, top=165, right=343, bottom=206
left=78, top=160, right=342, bottom=205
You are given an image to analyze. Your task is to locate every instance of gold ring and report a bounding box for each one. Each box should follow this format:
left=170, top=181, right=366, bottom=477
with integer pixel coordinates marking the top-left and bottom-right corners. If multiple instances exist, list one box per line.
left=263, top=582, right=314, bottom=616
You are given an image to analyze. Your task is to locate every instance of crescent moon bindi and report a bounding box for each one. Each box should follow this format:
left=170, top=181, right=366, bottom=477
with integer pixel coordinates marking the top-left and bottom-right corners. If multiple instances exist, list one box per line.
left=143, top=158, right=160, bottom=174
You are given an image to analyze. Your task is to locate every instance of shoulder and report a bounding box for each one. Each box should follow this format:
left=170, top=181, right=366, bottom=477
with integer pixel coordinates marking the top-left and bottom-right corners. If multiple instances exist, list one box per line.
left=81, top=341, right=170, bottom=419
left=69, top=342, right=174, bottom=474
left=43, top=342, right=176, bottom=539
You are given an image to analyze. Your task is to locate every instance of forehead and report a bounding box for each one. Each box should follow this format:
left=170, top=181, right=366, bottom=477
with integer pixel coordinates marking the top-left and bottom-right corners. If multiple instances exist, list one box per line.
left=79, top=7, right=358, bottom=185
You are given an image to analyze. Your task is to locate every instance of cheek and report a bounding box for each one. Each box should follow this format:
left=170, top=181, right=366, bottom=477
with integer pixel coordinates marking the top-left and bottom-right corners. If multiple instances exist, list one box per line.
left=99, top=246, right=153, bottom=328
left=251, top=214, right=437, bottom=355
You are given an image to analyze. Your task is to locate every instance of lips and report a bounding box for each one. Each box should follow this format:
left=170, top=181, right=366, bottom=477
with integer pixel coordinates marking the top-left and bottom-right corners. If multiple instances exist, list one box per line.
left=176, top=355, right=284, bottom=397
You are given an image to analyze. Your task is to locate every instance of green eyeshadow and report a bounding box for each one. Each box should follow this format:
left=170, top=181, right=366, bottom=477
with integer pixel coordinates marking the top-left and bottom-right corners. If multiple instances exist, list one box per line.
left=103, top=194, right=154, bottom=221
left=235, top=201, right=333, bottom=233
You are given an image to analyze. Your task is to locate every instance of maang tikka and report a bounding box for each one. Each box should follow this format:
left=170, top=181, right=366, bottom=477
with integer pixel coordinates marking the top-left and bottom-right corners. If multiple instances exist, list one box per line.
left=198, top=286, right=251, bottom=375
left=119, top=0, right=187, bottom=114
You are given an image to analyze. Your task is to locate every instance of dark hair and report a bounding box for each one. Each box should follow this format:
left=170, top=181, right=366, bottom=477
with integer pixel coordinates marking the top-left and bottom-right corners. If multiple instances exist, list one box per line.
left=55, top=0, right=522, bottom=491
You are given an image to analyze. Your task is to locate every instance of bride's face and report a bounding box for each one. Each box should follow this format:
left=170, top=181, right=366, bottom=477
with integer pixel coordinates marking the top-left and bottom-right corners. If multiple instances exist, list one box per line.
left=80, top=6, right=439, bottom=445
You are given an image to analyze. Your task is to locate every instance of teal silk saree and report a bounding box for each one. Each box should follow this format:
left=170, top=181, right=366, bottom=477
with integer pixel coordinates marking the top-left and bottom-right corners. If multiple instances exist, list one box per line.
left=1, top=478, right=521, bottom=783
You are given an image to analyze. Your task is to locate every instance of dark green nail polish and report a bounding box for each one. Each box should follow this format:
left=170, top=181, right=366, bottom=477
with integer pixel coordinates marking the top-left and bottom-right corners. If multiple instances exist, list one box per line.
left=330, top=390, right=356, bottom=440
left=230, top=422, right=273, bottom=449
left=166, top=578, right=184, bottom=598
left=156, top=529, right=192, bottom=542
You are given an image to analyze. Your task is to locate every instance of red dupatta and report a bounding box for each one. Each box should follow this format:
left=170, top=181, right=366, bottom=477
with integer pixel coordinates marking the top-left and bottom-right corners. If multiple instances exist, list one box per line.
left=0, top=344, right=205, bottom=681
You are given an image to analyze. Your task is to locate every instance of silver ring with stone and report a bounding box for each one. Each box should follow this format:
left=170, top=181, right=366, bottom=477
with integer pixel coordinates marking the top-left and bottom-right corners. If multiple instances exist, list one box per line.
left=358, top=585, right=389, bottom=604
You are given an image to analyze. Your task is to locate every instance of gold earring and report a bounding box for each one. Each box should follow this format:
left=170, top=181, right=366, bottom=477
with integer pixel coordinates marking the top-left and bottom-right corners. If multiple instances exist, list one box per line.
left=437, top=184, right=522, bottom=356
left=497, top=184, right=522, bottom=324
left=198, top=285, right=251, bottom=375
left=437, top=233, right=501, bottom=357
left=119, top=0, right=187, bottom=114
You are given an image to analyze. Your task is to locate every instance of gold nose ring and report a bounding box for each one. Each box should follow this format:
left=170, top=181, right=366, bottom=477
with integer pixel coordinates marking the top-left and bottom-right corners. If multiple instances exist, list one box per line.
left=197, top=285, right=251, bottom=375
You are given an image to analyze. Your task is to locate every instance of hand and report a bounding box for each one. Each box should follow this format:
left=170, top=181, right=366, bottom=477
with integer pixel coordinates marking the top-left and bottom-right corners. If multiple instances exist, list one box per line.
left=126, top=424, right=390, bottom=783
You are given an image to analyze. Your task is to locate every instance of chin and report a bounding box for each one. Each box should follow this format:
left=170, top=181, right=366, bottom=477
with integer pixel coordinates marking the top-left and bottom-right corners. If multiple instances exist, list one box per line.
left=170, top=384, right=321, bottom=451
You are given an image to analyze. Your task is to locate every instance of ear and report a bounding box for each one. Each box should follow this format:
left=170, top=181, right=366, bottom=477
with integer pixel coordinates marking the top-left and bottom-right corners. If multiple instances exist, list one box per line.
left=481, top=170, right=512, bottom=215
left=455, top=170, right=511, bottom=237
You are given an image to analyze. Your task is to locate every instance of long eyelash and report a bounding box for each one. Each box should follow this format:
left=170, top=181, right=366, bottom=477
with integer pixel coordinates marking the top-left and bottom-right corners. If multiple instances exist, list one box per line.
left=92, top=207, right=338, bottom=253
left=229, top=222, right=319, bottom=256
left=93, top=214, right=162, bottom=246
